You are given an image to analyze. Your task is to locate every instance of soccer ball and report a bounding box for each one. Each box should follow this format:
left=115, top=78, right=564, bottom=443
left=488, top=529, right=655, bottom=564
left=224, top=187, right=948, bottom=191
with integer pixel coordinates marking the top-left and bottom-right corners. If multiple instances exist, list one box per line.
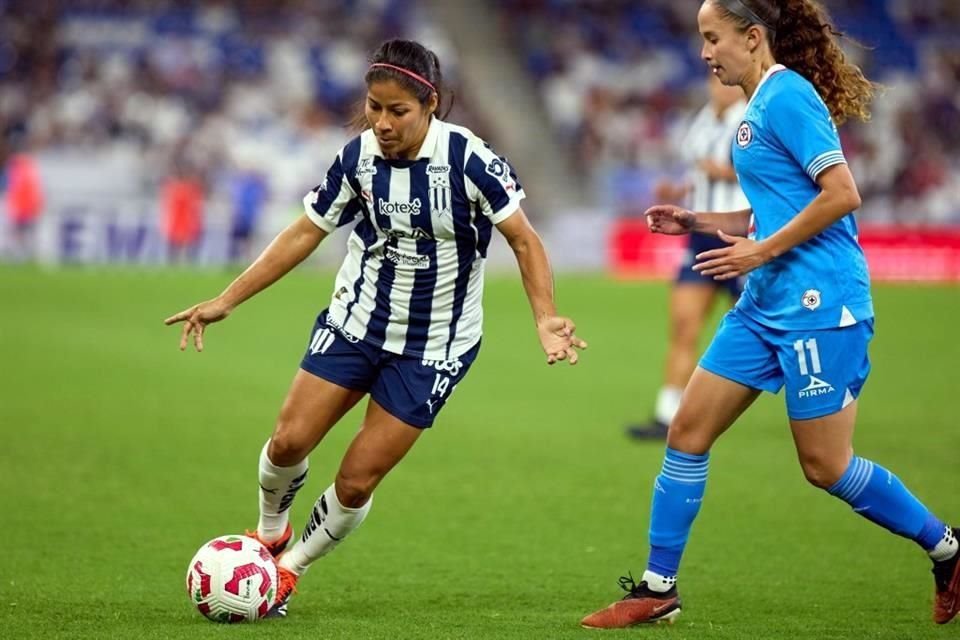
left=185, top=535, right=278, bottom=623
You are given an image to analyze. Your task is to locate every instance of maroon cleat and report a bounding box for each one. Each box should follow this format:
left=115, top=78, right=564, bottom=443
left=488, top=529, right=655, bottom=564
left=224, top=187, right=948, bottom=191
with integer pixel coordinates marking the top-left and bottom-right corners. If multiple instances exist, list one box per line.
left=581, top=574, right=681, bottom=629
left=933, top=528, right=960, bottom=624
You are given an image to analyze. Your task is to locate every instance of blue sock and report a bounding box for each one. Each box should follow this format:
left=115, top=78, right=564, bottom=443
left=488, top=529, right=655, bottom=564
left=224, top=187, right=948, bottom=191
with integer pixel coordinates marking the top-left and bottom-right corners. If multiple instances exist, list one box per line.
left=828, top=456, right=946, bottom=550
left=647, top=447, right=709, bottom=577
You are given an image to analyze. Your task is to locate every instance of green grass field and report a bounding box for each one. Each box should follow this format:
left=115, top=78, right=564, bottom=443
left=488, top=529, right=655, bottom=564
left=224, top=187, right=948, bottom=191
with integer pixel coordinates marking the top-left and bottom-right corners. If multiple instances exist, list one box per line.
left=1, top=265, right=958, bottom=639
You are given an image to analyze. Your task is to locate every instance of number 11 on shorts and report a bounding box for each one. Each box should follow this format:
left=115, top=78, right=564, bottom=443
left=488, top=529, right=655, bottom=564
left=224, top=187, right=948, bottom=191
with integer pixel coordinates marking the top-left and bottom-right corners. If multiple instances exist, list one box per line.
left=793, top=338, right=822, bottom=375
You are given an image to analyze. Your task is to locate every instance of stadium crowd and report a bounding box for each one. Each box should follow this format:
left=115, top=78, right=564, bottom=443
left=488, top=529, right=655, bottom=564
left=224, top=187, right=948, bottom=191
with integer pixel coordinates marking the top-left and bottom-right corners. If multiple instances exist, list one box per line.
left=0, top=0, right=463, bottom=260
left=2, top=0, right=958, bottom=263
left=497, top=0, right=960, bottom=224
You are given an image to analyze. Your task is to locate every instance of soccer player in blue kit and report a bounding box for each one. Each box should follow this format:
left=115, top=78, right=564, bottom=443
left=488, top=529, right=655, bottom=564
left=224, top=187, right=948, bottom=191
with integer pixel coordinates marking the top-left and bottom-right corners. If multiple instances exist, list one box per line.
left=166, top=39, right=586, bottom=618
left=582, top=0, right=959, bottom=628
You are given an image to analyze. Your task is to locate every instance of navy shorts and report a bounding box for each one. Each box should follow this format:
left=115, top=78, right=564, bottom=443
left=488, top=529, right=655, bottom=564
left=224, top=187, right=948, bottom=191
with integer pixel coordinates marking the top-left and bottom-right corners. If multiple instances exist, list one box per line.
left=676, top=233, right=743, bottom=298
left=299, top=310, right=480, bottom=428
left=700, top=308, right=873, bottom=420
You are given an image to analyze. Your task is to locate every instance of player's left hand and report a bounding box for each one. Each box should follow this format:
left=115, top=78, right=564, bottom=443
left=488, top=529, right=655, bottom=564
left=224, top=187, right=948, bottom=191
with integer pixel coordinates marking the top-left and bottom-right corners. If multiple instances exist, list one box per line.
left=692, top=230, right=772, bottom=280
left=537, top=316, right=588, bottom=365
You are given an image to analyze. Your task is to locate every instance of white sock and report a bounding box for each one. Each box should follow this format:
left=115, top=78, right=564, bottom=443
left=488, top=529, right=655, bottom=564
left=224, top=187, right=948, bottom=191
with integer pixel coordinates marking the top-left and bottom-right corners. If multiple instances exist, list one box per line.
left=654, top=386, right=683, bottom=425
left=929, top=526, right=958, bottom=563
left=257, top=441, right=308, bottom=542
left=279, top=484, right=372, bottom=575
left=642, top=569, right=677, bottom=593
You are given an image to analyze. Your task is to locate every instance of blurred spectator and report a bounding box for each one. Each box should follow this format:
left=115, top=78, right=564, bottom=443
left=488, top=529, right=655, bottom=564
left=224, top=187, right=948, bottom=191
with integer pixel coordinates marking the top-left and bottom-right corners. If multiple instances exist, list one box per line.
left=0, top=0, right=476, bottom=263
left=162, top=166, right=204, bottom=264
left=228, top=167, right=268, bottom=264
left=4, top=153, right=44, bottom=261
left=497, top=0, right=960, bottom=224
left=2, top=0, right=957, bottom=264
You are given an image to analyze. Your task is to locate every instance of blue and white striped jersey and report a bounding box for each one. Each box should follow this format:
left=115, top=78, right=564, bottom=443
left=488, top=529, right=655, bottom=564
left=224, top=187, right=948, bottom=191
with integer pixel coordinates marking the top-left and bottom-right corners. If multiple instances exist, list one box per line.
left=679, top=99, right=749, bottom=213
left=303, top=117, right=525, bottom=360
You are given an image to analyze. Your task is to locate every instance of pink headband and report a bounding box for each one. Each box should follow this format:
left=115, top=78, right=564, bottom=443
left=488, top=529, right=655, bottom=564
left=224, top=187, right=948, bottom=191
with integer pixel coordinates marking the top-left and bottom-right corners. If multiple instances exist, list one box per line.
left=369, top=63, right=436, bottom=93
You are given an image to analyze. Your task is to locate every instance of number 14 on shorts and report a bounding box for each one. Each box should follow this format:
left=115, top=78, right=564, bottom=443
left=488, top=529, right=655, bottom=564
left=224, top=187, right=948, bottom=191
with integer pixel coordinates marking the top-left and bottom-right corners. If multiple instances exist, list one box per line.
left=425, top=373, right=455, bottom=415
left=431, top=373, right=452, bottom=398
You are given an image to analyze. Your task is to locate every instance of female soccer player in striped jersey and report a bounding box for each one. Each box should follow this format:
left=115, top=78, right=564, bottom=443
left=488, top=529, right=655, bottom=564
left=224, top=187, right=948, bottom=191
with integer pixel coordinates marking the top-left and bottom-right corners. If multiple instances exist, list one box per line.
left=583, top=0, right=958, bottom=628
left=166, top=39, right=586, bottom=618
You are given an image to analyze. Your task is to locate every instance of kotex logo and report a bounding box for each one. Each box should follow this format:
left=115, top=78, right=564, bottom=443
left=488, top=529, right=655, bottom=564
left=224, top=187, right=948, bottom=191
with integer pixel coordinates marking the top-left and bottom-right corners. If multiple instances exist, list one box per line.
left=378, top=197, right=423, bottom=216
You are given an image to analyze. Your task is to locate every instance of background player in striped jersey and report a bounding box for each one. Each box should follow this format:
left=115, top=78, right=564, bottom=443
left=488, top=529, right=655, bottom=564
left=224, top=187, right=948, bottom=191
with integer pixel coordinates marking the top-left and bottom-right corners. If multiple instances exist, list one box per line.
left=583, top=0, right=958, bottom=628
left=627, top=74, right=748, bottom=440
left=165, top=39, right=586, bottom=618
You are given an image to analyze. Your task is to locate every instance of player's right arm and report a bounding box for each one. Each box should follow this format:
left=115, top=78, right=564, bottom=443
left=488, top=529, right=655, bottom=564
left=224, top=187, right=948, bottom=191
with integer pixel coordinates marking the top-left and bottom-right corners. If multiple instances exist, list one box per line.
left=164, top=215, right=328, bottom=352
left=644, top=204, right=752, bottom=237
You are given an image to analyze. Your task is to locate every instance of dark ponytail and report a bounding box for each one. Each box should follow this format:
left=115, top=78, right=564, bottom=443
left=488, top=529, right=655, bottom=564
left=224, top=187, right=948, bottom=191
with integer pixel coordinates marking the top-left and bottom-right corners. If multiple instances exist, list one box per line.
left=349, top=39, right=455, bottom=131
left=713, top=0, right=876, bottom=124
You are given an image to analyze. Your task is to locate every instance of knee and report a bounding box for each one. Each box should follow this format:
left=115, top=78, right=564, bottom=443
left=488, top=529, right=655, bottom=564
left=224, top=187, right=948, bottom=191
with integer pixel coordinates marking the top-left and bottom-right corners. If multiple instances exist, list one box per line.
left=665, top=407, right=711, bottom=455
left=267, top=419, right=313, bottom=467
left=335, top=469, right=378, bottom=508
left=669, top=315, right=701, bottom=347
left=799, top=452, right=848, bottom=490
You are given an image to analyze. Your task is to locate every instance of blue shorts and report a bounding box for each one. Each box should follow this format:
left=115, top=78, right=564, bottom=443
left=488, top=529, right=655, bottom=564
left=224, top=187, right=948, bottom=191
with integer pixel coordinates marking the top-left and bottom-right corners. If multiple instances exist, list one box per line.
left=700, top=308, right=873, bottom=420
left=676, top=233, right=743, bottom=298
left=299, top=310, right=480, bottom=428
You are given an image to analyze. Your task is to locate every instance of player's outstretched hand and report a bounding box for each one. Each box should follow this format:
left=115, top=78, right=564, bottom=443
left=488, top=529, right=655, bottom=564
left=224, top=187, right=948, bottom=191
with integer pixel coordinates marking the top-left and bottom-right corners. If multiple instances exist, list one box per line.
left=692, top=230, right=772, bottom=280
left=644, top=204, right=696, bottom=235
left=164, top=297, right=233, bottom=352
left=537, top=316, right=588, bottom=365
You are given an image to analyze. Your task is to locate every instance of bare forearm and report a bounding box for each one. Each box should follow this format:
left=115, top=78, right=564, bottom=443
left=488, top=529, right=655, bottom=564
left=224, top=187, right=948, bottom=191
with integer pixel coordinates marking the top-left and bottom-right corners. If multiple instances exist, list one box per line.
left=759, top=189, right=857, bottom=259
left=510, top=232, right=557, bottom=324
left=220, top=217, right=326, bottom=309
left=692, top=209, right=752, bottom=236
left=713, top=165, right=738, bottom=182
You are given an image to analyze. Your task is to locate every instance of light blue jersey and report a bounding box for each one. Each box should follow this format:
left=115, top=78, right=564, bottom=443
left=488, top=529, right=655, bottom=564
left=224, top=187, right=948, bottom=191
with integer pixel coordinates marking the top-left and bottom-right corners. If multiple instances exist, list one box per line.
left=731, top=65, right=873, bottom=330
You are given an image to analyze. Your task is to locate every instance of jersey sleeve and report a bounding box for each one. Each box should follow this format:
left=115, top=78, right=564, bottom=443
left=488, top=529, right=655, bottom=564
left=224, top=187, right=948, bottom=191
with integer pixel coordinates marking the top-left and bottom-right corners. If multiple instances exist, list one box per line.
left=767, top=81, right=846, bottom=182
left=302, top=149, right=361, bottom=233
left=463, top=137, right=526, bottom=224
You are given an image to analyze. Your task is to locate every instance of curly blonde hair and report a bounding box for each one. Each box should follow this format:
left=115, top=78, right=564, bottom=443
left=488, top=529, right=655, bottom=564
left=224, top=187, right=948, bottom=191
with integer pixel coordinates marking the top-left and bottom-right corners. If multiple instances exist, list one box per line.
left=714, top=0, right=876, bottom=124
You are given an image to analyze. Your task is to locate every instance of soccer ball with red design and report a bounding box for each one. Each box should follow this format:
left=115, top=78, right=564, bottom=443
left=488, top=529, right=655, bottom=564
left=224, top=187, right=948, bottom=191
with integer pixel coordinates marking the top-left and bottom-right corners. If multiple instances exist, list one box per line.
left=185, top=535, right=278, bottom=623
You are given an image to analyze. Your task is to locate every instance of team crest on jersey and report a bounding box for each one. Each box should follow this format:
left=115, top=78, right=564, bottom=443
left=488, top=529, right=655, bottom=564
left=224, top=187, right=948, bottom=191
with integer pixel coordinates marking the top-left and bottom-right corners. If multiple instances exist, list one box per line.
left=428, top=166, right=452, bottom=217
left=801, top=289, right=821, bottom=311
left=736, top=121, right=753, bottom=148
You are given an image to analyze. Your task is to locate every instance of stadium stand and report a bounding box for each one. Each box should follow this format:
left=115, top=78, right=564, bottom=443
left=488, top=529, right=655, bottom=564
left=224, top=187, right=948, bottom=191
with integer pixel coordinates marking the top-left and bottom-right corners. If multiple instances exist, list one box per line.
left=496, top=0, right=960, bottom=224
